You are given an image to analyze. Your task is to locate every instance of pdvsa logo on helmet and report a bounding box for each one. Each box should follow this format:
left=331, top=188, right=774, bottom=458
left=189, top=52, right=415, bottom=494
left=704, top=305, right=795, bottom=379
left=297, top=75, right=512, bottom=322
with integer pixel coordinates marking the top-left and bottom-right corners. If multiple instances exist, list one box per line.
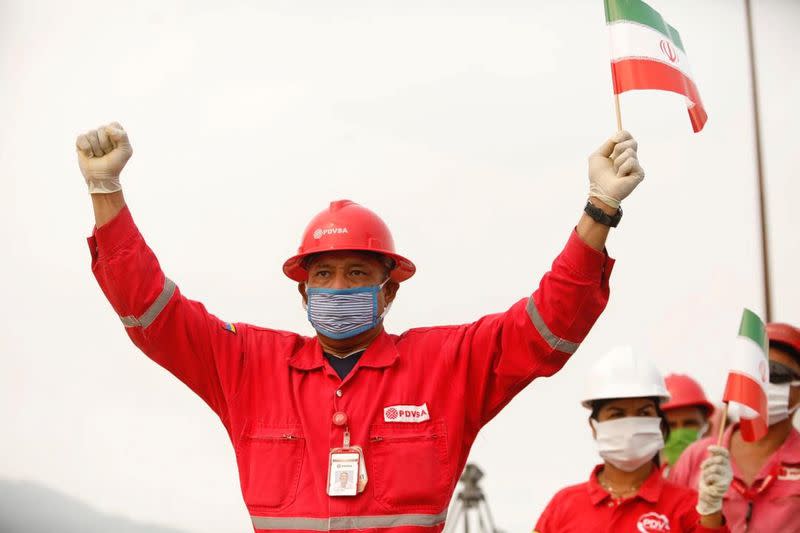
left=313, top=227, right=349, bottom=239
left=384, top=403, right=430, bottom=423
left=637, top=513, right=671, bottom=533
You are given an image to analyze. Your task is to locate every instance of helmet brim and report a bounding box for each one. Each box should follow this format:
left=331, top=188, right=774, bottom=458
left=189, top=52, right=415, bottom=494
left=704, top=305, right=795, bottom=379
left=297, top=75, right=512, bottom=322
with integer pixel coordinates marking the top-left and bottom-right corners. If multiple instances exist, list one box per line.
left=581, top=390, right=671, bottom=409
left=661, top=399, right=716, bottom=416
left=283, top=249, right=416, bottom=283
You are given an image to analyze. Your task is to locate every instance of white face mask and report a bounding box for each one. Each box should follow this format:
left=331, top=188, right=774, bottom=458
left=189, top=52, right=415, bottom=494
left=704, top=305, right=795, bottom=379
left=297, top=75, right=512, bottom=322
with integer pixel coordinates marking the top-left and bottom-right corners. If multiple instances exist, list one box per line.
left=767, top=382, right=800, bottom=426
left=592, top=416, right=665, bottom=472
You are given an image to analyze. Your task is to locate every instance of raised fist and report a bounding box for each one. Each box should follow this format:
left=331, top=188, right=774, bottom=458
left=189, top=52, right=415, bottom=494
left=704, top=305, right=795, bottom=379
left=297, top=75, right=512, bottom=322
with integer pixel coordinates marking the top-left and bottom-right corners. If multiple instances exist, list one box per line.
left=76, top=122, right=132, bottom=194
left=588, top=130, right=645, bottom=209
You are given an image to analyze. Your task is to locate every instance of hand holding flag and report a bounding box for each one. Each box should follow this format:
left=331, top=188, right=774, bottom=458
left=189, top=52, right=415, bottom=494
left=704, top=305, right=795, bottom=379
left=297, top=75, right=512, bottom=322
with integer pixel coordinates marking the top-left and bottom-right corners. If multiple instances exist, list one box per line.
left=588, top=130, right=644, bottom=209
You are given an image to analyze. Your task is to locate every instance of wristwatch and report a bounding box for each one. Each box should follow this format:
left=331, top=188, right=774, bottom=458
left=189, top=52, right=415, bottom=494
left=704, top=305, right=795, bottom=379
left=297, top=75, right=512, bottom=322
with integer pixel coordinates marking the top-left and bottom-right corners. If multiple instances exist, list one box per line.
left=584, top=200, right=622, bottom=227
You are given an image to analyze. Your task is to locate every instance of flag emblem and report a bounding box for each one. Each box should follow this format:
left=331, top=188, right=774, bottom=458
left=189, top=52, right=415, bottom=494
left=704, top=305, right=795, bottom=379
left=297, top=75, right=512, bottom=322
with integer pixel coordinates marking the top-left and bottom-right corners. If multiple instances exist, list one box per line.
left=223, top=322, right=237, bottom=334
left=659, top=40, right=678, bottom=63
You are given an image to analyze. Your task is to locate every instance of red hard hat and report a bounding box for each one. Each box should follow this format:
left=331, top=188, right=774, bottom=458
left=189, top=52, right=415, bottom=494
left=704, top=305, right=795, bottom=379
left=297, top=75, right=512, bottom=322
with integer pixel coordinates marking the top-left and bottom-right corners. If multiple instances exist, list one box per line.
left=767, top=323, right=800, bottom=354
left=661, top=374, right=714, bottom=415
left=283, top=200, right=416, bottom=283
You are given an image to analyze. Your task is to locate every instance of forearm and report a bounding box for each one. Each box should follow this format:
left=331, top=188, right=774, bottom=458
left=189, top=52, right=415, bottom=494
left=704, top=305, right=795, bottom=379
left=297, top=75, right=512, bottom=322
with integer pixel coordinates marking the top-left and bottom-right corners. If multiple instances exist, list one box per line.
left=575, top=197, right=617, bottom=251
left=91, top=191, right=126, bottom=227
left=87, top=205, right=235, bottom=418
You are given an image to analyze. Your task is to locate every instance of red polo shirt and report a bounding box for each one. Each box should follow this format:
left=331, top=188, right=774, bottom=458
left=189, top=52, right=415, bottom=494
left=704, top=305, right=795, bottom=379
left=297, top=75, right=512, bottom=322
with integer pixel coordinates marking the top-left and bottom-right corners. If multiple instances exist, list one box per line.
left=534, top=465, right=729, bottom=533
left=670, top=424, right=800, bottom=532
left=88, top=206, right=613, bottom=532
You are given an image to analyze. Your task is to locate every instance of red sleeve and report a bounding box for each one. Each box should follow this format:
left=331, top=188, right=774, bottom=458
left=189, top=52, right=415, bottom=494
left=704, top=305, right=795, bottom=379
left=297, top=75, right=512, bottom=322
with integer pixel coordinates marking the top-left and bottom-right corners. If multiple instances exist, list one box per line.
left=459, top=229, right=613, bottom=429
left=533, top=491, right=564, bottom=533
left=87, top=206, right=246, bottom=423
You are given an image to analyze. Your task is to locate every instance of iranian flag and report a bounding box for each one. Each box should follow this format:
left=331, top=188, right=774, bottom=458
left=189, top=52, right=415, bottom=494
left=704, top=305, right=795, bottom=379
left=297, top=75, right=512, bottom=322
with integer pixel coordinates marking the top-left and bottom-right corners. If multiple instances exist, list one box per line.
left=605, top=0, right=708, bottom=132
left=723, top=309, right=770, bottom=442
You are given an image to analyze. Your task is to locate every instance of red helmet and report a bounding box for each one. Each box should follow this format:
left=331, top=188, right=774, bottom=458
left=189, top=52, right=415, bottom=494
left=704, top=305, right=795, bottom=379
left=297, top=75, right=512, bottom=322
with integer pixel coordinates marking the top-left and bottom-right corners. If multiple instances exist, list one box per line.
left=283, top=200, right=416, bottom=283
left=767, top=323, right=800, bottom=355
left=662, top=374, right=715, bottom=415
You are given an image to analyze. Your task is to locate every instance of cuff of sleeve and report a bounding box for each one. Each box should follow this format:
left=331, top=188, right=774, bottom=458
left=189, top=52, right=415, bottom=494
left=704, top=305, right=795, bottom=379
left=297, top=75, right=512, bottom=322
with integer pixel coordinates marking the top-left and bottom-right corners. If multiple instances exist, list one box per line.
left=86, top=205, right=140, bottom=261
left=562, top=229, right=615, bottom=280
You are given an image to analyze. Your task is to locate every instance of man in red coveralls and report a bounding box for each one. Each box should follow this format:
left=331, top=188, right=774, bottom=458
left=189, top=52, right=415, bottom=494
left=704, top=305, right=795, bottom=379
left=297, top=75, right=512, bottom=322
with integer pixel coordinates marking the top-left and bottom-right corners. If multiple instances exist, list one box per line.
left=76, top=121, right=645, bottom=532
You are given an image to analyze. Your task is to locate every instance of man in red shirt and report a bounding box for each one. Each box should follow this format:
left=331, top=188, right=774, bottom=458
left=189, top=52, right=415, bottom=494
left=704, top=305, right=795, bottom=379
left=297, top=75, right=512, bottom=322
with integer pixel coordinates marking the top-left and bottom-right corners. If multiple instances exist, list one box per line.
left=76, top=121, right=644, bottom=532
left=670, top=323, right=800, bottom=532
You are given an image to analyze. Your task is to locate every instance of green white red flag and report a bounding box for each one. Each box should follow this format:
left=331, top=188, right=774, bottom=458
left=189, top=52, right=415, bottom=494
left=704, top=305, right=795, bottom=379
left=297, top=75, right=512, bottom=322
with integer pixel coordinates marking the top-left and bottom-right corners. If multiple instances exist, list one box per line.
left=604, top=0, right=708, bottom=132
left=723, top=309, right=770, bottom=442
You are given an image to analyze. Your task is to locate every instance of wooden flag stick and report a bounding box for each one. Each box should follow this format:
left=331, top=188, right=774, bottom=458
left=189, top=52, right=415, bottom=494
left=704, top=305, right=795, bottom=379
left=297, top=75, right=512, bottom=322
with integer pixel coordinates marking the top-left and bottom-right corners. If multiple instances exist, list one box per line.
left=614, top=93, right=623, bottom=131
left=716, top=403, right=729, bottom=446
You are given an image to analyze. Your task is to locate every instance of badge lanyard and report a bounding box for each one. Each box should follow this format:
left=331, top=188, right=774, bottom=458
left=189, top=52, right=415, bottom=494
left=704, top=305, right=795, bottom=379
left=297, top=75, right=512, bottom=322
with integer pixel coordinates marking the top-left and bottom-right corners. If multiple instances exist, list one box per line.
left=730, top=462, right=781, bottom=501
left=729, top=462, right=782, bottom=524
left=327, top=394, right=367, bottom=497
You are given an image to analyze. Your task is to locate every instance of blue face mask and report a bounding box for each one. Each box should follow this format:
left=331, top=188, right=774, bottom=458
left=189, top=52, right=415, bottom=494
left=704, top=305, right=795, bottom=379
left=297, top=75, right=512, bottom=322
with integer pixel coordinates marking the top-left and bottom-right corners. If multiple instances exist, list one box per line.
left=305, top=280, right=390, bottom=339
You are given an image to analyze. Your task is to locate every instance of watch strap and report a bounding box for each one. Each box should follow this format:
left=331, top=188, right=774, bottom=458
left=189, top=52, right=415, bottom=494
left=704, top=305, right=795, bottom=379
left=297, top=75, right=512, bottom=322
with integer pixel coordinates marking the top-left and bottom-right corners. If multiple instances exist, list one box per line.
left=584, top=200, right=622, bottom=227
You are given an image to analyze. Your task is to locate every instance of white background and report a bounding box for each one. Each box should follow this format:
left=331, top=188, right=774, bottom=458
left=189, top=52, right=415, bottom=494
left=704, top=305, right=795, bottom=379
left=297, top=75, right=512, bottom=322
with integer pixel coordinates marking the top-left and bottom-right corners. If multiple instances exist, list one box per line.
left=1, top=1, right=798, bottom=532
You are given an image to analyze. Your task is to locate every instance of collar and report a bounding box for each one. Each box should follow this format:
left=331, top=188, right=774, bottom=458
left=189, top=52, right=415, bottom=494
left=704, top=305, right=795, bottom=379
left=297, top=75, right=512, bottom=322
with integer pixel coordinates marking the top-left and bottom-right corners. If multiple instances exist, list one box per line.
left=779, top=428, right=800, bottom=464
left=587, top=463, right=664, bottom=506
left=288, top=331, right=399, bottom=371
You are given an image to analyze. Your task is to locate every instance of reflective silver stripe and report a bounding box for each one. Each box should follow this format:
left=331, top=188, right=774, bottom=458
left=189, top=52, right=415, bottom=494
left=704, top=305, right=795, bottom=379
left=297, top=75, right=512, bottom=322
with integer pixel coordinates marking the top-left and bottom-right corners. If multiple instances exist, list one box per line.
left=526, top=297, right=580, bottom=355
left=251, top=510, right=447, bottom=531
left=120, top=278, right=176, bottom=329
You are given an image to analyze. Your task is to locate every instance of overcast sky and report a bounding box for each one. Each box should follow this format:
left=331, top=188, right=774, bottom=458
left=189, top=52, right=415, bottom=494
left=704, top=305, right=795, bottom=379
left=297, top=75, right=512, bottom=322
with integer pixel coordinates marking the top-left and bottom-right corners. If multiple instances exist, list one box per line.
left=1, top=1, right=798, bottom=532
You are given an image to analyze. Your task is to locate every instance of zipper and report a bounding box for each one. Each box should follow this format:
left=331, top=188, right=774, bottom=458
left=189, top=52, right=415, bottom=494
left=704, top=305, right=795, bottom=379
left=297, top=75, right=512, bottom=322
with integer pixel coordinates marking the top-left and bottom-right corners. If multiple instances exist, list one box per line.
left=246, top=433, right=299, bottom=441
left=744, top=501, right=753, bottom=531
left=370, top=434, right=439, bottom=443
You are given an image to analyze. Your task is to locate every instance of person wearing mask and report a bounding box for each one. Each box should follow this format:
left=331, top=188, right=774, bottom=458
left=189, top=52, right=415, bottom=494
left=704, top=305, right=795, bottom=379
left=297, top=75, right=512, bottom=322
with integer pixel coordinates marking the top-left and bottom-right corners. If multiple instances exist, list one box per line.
left=76, top=122, right=644, bottom=532
left=534, top=347, right=732, bottom=532
left=661, top=374, right=715, bottom=473
left=670, top=322, right=800, bottom=532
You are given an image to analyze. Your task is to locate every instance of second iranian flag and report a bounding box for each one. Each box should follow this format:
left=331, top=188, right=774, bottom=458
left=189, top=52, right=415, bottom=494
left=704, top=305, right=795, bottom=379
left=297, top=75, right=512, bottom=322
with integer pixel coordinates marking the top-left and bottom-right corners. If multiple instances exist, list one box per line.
left=723, top=309, right=770, bottom=441
left=605, top=0, right=708, bottom=132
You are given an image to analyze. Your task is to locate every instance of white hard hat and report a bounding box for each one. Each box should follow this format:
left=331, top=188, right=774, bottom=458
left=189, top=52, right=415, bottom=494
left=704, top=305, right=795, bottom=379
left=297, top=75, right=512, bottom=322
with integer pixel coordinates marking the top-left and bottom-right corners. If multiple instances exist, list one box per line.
left=581, top=346, right=670, bottom=409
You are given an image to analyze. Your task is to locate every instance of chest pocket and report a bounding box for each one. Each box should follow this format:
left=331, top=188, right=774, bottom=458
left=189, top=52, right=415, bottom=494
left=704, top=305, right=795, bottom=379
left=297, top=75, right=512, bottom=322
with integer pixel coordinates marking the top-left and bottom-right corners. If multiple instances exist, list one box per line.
left=770, top=471, right=800, bottom=507
left=368, top=420, right=450, bottom=512
left=235, top=423, right=305, bottom=511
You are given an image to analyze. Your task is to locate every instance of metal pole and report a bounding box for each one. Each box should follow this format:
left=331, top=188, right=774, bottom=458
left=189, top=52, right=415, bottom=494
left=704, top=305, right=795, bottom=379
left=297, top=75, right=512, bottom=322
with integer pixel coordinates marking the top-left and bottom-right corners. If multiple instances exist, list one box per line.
left=744, top=0, right=773, bottom=322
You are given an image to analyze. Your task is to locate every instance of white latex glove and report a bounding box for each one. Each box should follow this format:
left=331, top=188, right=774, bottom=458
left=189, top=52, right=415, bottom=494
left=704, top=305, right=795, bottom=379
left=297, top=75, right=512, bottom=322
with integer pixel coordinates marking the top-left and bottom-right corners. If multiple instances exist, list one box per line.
left=75, top=122, right=132, bottom=194
left=696, top=445, right=734, bottom=516
left=588, top=130, right=645, bottom=209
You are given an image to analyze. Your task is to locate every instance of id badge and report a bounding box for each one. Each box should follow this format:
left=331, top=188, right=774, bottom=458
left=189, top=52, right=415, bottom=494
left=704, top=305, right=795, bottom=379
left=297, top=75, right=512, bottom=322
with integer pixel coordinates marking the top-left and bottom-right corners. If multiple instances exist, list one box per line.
left=352, top=445, right=368, bottom=493
left=327, top=448, right=361, bottom=496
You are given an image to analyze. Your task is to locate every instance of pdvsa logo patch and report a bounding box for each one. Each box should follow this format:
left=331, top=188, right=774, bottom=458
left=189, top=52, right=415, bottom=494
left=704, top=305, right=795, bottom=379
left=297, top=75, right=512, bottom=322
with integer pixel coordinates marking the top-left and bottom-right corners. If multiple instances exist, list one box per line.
left=779, top=466, right=800, bottom=481
left=384, top=403, right=430, bottom=423
left=637, top=512, right=671, bottom=532
left=313, top=227, right=348, bottom=239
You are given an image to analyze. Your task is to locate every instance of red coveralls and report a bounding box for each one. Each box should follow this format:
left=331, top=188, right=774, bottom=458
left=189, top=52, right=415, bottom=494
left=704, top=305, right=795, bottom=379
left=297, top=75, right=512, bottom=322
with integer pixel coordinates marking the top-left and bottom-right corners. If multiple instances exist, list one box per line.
left=534, top=465, right=729, bottom=533
left=88, top=206, right=613, bottom=532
